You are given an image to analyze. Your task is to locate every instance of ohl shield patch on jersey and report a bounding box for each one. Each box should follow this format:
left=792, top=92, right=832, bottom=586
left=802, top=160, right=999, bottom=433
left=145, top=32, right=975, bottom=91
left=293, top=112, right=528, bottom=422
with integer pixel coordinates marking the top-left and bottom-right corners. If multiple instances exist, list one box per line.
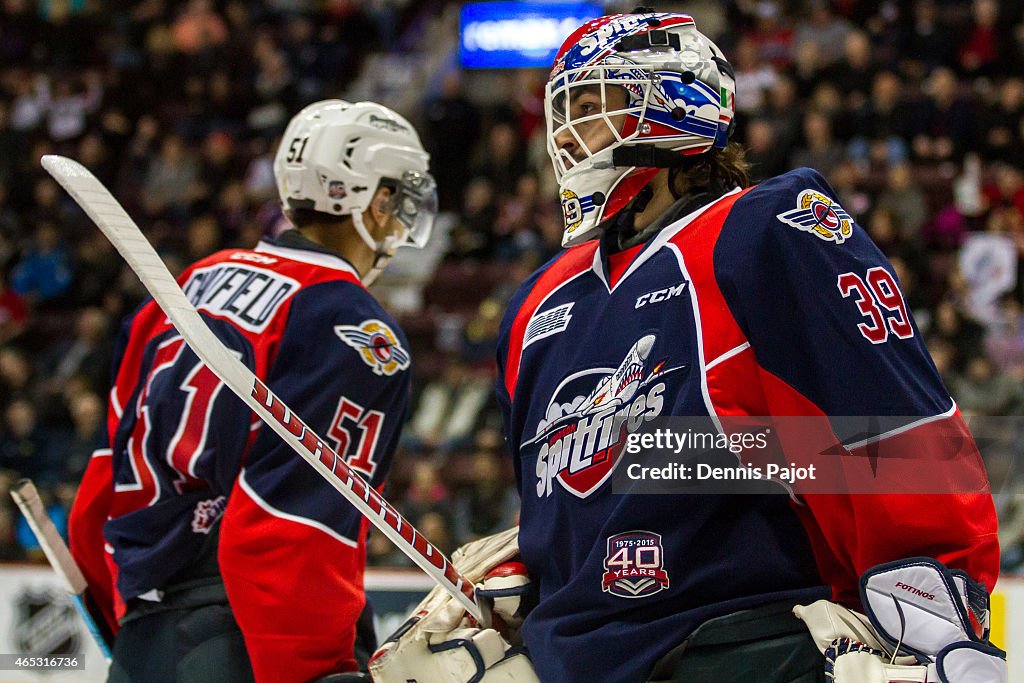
left=525, top=334, right=685, bottom=499
left=335, top=319, right=411, bottom=376
left=776, top=189, right=853, bottom=244
left=602, top=531, right=669, bottom=599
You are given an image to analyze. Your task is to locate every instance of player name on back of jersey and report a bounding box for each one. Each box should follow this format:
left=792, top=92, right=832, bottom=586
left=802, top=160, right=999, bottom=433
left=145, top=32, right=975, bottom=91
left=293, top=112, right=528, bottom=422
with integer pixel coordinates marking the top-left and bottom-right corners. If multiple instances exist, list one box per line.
left=182, top=259, right=300, bottom=332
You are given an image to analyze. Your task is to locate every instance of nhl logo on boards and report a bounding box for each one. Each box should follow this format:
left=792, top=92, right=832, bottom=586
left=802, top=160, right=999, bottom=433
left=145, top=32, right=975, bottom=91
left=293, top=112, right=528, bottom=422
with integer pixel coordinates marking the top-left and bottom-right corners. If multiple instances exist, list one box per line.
left=776, top=189, right=854, bottom=244
left=602, top=531, right=670, bottom=599
left=12, top=588, right=81, bottom=655
left=335, top=319, right=411, bottom=376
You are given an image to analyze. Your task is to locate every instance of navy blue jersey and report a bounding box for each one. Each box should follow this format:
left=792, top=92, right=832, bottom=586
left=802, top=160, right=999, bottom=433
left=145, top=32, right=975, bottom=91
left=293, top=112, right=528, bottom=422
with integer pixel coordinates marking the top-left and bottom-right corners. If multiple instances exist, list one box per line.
left=70, top=235, right=412, bottom=681
left=496, top=169, right=998, bottom=682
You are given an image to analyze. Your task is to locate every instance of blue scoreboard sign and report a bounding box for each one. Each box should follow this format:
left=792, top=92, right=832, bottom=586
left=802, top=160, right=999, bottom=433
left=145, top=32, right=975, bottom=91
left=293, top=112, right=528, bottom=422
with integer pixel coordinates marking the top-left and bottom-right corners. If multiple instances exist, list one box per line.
left=460, top=2, right=602, bottom=69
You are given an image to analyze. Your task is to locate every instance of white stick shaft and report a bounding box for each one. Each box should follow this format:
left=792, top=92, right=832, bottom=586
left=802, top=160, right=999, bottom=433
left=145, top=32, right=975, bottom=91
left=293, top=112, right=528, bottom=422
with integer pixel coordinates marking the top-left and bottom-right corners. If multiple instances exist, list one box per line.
left=11, top=479, right=113, bottom=659
left=11, top=479, right=86, bottom=594
left=41, top=155, right=481, bottom=620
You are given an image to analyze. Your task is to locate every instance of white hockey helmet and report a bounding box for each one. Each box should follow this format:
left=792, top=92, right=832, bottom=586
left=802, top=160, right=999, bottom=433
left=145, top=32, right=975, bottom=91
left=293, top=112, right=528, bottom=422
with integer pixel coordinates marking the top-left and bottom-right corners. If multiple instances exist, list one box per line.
left=273, top=99, right=437, bottom=283
left=545, top=12, right=736, bottom=246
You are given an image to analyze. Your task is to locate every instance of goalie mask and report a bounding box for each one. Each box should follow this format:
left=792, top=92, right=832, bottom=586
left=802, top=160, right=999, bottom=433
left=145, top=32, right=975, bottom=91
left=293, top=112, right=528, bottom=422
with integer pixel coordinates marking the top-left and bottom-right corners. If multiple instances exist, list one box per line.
left=274, top=100, right=437, bottom=284
left=545, top=12, right=736, bottom=246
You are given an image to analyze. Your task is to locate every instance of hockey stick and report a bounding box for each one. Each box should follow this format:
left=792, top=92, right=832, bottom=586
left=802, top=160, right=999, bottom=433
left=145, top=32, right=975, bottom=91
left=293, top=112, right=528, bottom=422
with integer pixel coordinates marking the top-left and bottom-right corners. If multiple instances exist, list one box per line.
left=10, top=479, right=113, bottom=660
left=41, top=155, right=483, bottom=621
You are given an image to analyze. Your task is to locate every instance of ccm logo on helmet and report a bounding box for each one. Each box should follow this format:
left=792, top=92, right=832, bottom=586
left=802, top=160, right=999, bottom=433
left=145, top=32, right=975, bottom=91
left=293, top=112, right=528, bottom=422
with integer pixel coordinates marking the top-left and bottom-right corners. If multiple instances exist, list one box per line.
left=635, top=281, right=688, bottom=309
left=894, top=582, right=935, bottom=600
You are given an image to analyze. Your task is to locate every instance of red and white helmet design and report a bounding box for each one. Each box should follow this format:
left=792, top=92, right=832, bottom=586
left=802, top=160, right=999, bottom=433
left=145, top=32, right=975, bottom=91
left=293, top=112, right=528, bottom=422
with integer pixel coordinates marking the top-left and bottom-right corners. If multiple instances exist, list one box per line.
left=544, top=13, right=736, bottom=246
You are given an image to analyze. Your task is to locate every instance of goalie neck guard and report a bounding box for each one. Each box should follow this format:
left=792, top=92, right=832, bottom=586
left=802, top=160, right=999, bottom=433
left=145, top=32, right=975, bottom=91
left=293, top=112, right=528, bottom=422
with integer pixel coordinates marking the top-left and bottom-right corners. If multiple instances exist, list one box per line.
left=544, top=12, right=736, bottom=247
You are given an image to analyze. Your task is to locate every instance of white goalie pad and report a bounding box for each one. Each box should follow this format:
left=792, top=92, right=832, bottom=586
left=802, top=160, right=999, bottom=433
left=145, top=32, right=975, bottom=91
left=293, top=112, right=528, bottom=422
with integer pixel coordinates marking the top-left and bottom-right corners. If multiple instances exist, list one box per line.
left=826, top=639, right=928, bottom=683
left=370, top=627, right=535, bottom=683
left=794, top=600, right=917, bottom=665
left=369, top=528, right=540, bottom=683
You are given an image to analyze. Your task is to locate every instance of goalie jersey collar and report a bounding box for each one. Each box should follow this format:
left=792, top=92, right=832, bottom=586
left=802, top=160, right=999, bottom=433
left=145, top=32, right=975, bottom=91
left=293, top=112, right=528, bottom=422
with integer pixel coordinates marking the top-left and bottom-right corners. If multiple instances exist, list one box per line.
left=592, top=187, right=743, bottom=294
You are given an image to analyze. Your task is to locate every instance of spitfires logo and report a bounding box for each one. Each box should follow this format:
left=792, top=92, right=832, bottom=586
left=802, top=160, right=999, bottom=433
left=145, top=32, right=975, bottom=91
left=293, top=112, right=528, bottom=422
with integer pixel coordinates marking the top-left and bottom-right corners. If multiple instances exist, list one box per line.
left=528, top=334, right=684, bottom=499
left=335, top=319, right=411, bottom=376
left=603, top=531, right=670, bottom=598
left=777, top=189, right=854, bottom=244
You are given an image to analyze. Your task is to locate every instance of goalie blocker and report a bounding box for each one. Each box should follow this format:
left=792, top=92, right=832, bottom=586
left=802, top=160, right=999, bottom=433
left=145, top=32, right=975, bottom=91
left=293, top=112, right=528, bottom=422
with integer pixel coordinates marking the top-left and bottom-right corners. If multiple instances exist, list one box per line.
left=795, top=557, right=1006, bottom=683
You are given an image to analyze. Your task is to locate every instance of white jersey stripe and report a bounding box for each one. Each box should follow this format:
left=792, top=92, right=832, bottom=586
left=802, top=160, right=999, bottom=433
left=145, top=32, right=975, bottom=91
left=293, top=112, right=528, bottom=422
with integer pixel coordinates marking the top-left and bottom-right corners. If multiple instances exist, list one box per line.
left=706, top=342, right=751, bottom=371
left=842, top=401, right=958, bottom=451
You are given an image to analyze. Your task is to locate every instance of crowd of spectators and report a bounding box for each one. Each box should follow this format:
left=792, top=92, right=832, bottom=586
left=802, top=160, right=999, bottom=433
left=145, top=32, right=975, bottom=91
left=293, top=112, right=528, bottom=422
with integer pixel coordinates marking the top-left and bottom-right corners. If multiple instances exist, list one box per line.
left=1, top=0, right=1024, bottom=573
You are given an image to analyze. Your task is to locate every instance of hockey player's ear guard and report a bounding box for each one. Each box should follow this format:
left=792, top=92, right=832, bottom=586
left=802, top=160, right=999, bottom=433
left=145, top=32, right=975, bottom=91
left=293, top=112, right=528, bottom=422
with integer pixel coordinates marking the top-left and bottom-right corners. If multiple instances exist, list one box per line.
left=544, top=12, right=736, bottom=246
left=273, top=100, right=437, bottom=283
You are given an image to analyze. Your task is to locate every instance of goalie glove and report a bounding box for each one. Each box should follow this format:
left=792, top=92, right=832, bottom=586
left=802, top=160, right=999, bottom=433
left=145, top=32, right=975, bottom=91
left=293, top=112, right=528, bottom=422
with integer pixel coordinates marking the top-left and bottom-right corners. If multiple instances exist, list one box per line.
left=369, top=528, right=539, bottom=683
left=477, top=560, right=535, bottom=644
left=794, top=558, right=1006, bottom=683
left=823, top=637, right=928, bottom=682
left=369, top=626, right=536, bottom=683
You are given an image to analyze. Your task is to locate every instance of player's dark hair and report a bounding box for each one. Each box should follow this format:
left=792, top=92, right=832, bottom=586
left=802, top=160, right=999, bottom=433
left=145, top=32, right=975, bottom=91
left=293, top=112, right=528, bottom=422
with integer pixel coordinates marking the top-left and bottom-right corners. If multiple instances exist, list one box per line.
left=285, top=207, right=352, bottom=229
left=668, top=142, right=750, bottom=200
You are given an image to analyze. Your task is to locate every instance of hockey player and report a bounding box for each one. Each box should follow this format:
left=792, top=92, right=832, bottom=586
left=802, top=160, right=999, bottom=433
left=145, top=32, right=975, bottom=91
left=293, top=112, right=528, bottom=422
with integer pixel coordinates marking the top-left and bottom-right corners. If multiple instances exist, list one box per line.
left=484, top=11, right=1000, bottom=683
left=67, top=100, right=437, bottom=683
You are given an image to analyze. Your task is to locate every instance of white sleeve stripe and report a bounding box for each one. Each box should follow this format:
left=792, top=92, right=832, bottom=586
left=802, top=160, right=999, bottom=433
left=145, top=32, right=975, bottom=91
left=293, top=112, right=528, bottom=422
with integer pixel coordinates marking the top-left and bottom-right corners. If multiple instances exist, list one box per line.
left=841, top=401, right=958, bottom=451
left=238, top=468, right=358, bottom=548
left=110, top=387, right=123, bottom=419
left=705, top=342, right=751, bottom=371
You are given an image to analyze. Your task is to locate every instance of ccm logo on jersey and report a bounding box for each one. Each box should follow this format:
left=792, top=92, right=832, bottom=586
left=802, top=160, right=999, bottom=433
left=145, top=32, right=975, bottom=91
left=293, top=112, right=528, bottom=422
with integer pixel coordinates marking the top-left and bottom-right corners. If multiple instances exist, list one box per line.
left=776, top=189, right=853, bottom=244
left=603, top=531, right=670, bottom=598
left=335, top=319, right=411, bottom=376
left=526, top=334, right=685, bottom=499
left=635, top=281, right=688, bottom=309
left=183, top=264, right=299, bottom=332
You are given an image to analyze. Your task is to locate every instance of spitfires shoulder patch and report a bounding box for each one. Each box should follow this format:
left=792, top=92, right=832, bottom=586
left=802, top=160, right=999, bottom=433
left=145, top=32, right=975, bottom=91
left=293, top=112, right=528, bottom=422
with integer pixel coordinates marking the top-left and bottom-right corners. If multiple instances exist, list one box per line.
left=602, top=531, right=670, bottom=599
left=335, top=319, right=411, bottom=376
left=777, top=189, right=854, bottom=244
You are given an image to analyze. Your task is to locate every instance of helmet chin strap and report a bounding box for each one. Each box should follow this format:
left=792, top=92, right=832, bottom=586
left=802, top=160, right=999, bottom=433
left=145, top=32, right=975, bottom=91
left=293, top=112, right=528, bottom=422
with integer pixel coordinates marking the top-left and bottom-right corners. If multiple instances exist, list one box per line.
left=352, top=211, right=401, bottom=286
